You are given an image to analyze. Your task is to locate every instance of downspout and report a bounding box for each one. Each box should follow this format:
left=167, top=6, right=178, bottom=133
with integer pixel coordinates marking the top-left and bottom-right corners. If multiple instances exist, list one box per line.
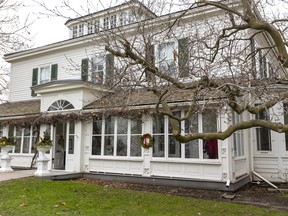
left=252, top=171, right=278, bottom=189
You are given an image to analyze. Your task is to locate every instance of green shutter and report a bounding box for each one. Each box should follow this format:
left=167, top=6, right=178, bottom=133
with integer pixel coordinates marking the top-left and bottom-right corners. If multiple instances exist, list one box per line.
left=178, top=38, right=189, bottom=78
left=81, top=58, right=89, bottom=81
left=145, top=44, right=155, bottom=81
left=31, top=68, right=38, bottom=96
left=51, top=64, right=58, bottom=81
left=105, top=54, right=114, bottom=85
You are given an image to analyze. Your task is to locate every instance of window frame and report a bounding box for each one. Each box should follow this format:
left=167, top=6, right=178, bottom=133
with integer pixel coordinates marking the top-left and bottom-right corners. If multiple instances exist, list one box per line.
left=158, top=41, right=177, bottom=76
left=255, top=108, right=272, bottom=151
left=91, top=55, right=105, bottom=84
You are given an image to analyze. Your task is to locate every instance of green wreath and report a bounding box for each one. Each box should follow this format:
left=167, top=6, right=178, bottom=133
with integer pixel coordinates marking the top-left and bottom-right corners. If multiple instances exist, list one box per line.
left=140, top=133, right=154, bottom=148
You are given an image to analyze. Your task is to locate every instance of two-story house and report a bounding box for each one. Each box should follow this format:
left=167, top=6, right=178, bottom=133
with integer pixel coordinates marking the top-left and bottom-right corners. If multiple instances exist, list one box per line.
left=1, top=0, right=288, bottom=191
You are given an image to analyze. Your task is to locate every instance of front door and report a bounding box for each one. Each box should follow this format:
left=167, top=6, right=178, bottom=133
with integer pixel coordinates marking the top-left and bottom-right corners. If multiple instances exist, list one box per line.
left=53, top=122, right=66, bottom=170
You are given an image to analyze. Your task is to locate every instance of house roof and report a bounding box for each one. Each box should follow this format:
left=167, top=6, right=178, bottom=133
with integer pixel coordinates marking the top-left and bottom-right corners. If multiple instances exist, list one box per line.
left=0, top=100, right=40, bottom=118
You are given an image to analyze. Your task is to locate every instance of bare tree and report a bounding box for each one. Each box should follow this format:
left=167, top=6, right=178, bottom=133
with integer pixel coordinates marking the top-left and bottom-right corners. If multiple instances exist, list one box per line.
left=38, top=0, right=288, bottom=142
left=0, top=0, right=31, bottom=101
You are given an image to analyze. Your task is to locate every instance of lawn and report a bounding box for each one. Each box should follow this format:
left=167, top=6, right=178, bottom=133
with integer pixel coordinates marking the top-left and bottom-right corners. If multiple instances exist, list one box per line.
left=0, top=177, right=286, bottom=216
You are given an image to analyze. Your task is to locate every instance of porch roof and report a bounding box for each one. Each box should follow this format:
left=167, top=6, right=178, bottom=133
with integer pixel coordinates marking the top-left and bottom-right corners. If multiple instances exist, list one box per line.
left=0, top=99, right=40, bottom=118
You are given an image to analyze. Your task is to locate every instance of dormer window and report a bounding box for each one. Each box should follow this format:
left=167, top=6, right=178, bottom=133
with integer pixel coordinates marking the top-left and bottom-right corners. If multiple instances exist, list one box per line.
left=110, top=15, right=117, bottom=29
left=88, top=19, right=100, bottom=34
left=119, top=12, right=128, bottom=26
left=103, top=17, right=109, bottom=30
left=72, top=24, right=84, bottom=38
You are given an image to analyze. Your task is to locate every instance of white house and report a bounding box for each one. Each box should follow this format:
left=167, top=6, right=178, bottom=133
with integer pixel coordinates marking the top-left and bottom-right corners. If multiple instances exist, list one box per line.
left=1, top=0, right=288, bottom=191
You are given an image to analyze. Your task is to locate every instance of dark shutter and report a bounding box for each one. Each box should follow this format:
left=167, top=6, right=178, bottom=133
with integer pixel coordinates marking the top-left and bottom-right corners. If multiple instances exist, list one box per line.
left=51, top=64, right=58, bottom=81
left=178, top=38, right=189, bottom=78
left=31, top=68, right=38, bottom=96
left=145, top=44, right=155, bottom=81
left=251, top=39, right=256, bottom=72
left=81, top=58, right=89, bottom=81
left=105, top=54, right=114, bottom=85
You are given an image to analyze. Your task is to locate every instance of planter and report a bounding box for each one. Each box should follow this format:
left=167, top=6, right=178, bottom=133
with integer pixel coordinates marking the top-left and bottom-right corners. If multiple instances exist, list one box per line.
left=0, top=145, right=14, bottom=172
left=34, top=146, right=51, bottom=176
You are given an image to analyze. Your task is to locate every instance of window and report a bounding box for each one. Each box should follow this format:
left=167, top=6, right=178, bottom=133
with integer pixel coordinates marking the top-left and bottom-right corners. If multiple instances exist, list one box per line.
left=31, top=64, right=58, bottom=96
left=184, top=113, right=199, bottom=158
left=72, top=26, right=78, bottom=38
left=72, top=24, right=84, bottom=38
left=91, top=117, right=142, bottom=157
left=158, top=42, right=177, bottom=76
left=255, top=109, right=271, bottom=151
left=8, top=125, right=38, bottom=154
left=40, top=66, right=50, bottom=84
left=81, top=54, right=114, bottom=85
left=152, top=110, right=216, bottom=159
left=0, top=125, right=3, bottom=137
left=119, top=12, right=128, bottom=26
left=110, top=15, right=117, bottom=29
left=233, top=112, right=244, bottom=157
left=68, top=121, right=75, bottom=154
left=78, top=24, right=84, bottom=36
left=48, top=100, right=74, bottom=111
left=91, top=56, right=104, bottom=84
left=88, top=19, right=100, bottom=34
left=103, top=17, right=109, bottom=30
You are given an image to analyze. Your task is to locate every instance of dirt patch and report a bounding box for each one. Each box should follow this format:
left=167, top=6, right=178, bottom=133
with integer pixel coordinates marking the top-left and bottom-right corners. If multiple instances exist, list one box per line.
left=75, top=178, right=288, bottom=210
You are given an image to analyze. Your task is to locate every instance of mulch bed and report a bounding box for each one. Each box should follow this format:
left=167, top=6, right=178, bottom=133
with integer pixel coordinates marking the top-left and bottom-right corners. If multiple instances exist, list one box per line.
left=75, top=178, right=288, bottom=211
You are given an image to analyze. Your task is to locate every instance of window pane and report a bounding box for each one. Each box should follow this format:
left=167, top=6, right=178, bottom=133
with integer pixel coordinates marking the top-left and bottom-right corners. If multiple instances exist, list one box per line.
left=185, top=140, right=199, bottom=158
left=131, top=119, right=142, bottom=134
left=153, top=135, right=164, bottom=157
left=117, top=117, right=128, bottom=134
left=168, top=111, right=181, bottom=133
left=202, top=110, right=217, bottom=133
left=14, top=137, right=21, bottom=153
left=104, top=136, right=114, bottom=155
left=93, top=119, right=102, bottom=135
left=153, top=115, right=164, bottom=134
left=69, top=121, right=75, bottom=134
left=116, top=135, right=127, bottom=156
left=168, top=135, right=181, bottom=158
left=185, top=114, right=198, bottom=133
left=0, top=125, right=3, bottom=137
left=8, top=125, right=14, bottom=137
left=68, top=135, right=74, bottom=154
left=130, top=135, right=141, bottom=157
left=105, top=117, right=115, bottom=135
left=92, top=136, right=101, bottom=155
left=23, top=137, right=30, bottom=153
left=256, top=128, right=271, bottom=151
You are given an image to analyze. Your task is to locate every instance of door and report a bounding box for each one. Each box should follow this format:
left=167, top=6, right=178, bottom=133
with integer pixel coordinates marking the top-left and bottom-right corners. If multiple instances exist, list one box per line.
left=53, top=122, right=66, bottom=170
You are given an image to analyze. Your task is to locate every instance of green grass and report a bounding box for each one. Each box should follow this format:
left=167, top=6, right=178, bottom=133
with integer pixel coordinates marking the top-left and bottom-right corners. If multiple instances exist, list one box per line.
left=0, top=178, right=286, bottom=216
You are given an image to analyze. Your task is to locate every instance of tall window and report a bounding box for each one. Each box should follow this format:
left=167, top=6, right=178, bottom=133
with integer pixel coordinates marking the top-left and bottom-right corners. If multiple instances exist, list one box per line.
left=255, top=109, right=271, bottom=151
left=168, top=112, right=181, bottom=158
left=233, top=112, right=244, bottom=157
left=68, top=121, right=75, bottom=154
left=0, top=125, right=3, bottom=137
left=91, top=117, right=142, bottom=157
left=40, top=66, right=50, bottom=84
left=153, top=114, right=165, bottom=157
left=91, top=56, right=104, bottom=84
left=158, top=42, right=177, bottom=76
left=184, top=113, right=199, bottom=158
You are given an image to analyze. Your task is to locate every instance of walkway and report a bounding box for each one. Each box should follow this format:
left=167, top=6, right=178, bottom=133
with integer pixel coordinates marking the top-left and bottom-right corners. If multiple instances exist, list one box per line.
left=0, top=169, right=79, bottom=182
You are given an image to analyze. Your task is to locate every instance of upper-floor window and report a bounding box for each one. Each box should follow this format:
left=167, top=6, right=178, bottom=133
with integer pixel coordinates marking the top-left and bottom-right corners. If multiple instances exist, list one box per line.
left=103, top=16, right=109, bottom=30
left=81, top=54, right=114, bottom=85
left=158, top=42, right=177, bottom=76
left=88, top=19, right=100, bottom=34
left=119, top=12, right=128, bottom=26
left=72, top=24, right=84, bottom=38
left=110, top=15, right=117, bottom=29
left=31, top=64, right=58, bottom=96
left=91, top=56, right=104, bottom=84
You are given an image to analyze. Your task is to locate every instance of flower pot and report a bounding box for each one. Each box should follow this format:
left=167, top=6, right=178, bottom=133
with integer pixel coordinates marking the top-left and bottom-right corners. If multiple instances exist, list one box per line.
left=34, top=146, right=51, bottom=176
left=0, top=145, right=14, bottom=172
